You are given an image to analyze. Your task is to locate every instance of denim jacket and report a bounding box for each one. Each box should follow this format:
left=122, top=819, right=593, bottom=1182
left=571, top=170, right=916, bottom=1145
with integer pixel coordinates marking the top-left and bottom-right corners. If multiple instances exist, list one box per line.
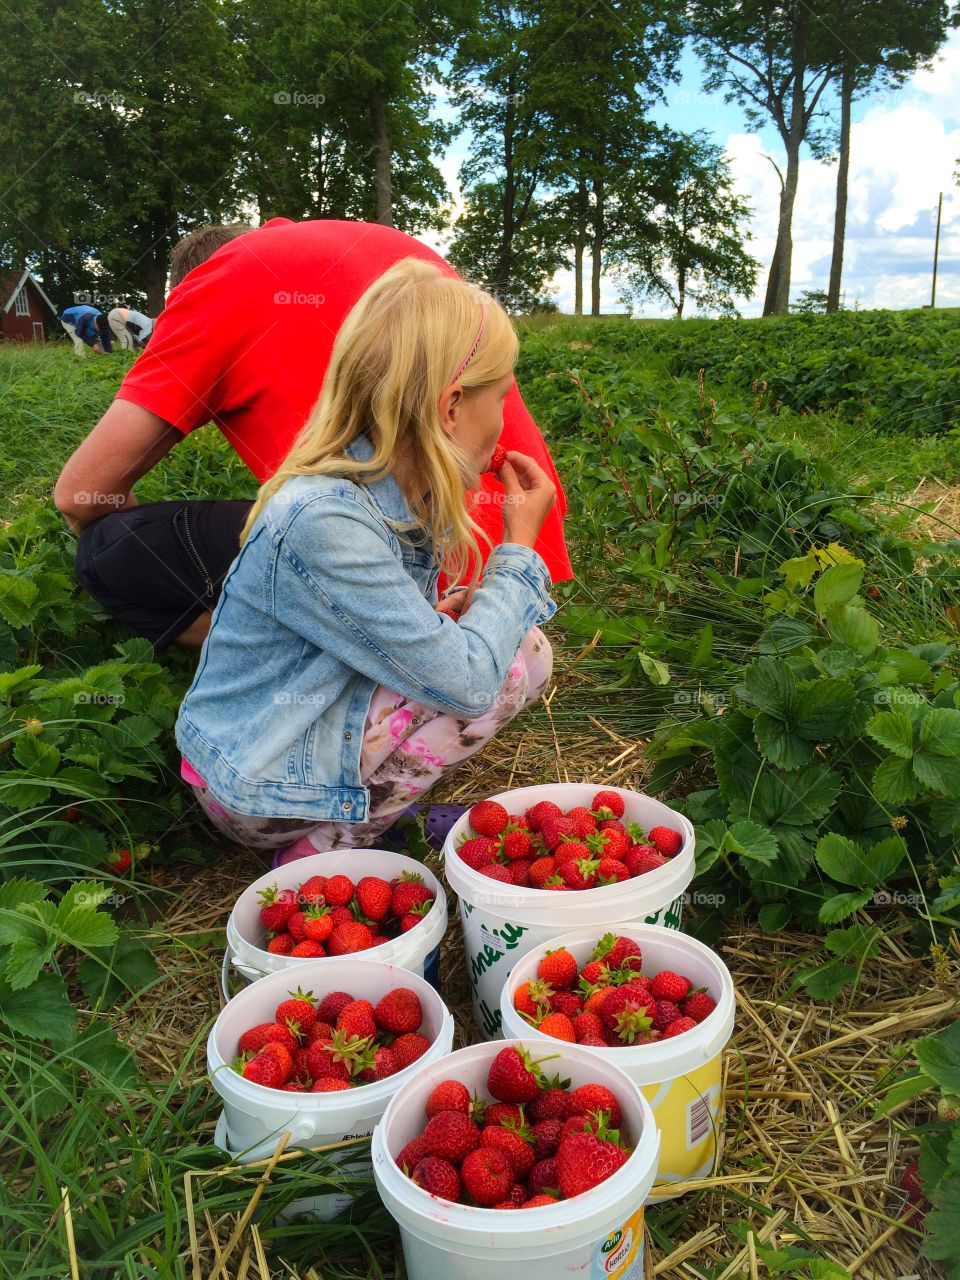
left=175, top=432, right=558, bottom=820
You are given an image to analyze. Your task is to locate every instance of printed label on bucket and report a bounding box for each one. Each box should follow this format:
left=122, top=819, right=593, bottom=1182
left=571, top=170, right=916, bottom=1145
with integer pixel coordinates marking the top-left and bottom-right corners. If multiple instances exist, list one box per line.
left=686, top=1082, right=721, bottom=1151
left=593, top=1205, right=644, bottom=1278
left=644, top=893, right=684, bottom=930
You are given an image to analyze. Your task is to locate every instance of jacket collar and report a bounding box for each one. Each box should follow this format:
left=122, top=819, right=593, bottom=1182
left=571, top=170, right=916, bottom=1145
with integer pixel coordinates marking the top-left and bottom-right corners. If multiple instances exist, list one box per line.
left=343, top=430, right=414, bottom=525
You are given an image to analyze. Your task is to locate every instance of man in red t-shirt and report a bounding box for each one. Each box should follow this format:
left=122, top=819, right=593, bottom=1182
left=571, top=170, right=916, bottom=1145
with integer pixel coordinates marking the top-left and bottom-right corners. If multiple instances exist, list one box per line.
left=55, top=218, right=571, bottom=650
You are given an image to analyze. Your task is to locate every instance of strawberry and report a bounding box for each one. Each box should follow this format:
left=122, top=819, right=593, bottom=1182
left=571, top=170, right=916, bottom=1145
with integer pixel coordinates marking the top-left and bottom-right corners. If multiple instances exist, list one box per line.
left=528, top=855, right=558, bottom=889
left=524, top=800, right=563, bottom=831
left=504, top=860, right=531, bottom=887
left=484, top=1102, right=523, bottom=1128
left=556, top=1132, right=629, bottom=1197
left=456, top=836, right=501, bottom=870
left=559, top=856, right=599, bottom=890
left=391, top=873, right=434, bottom=916
left=308, top=1028, right=370, bottom=1081
left=323, top=874, right=355, bottom=907
left=259, top=1042, right=294, bottom=1077
left=266, top=933, right=294, bottom=955
left=514, top=979, right=554, bottom=1018
left=282, top=1081, right=309, bottom=1092
left=553, top=839, right=588, bottom=866
left=595, top=822, right=630, bottom=860
left=507, top=1183, right=528, bottom=1206
left=329, top=905, right=354, bottom=927
left=461, top=1147, right=513, bottom=1206
left=258, top=886, right=299, bottom=931
left=648, top=825, right=683, bottom=856
left=297, top=874, right=327, bottom=904
left=396, top=1136, right=429, bottom=1171
left=489, top=442, right=508, bottom=472
left=356, top=876, right=392, bottom=921
left=411, top=1156, right=461, bottom=1201
left=292, top=1046, right=312, bottom=1077
left=528, top=1157, right=559, bottom=1195
left=580, top=959, right=611, bottom=986
left=596, top=857, right=629, bottom=884
left=549, top=990, right=582, bottom=1018
left=241, top=1051, right=289, bottom=1089
left=500, top=828, right=533, bottom=861
left=565, top=806, right=598, bottom=837
left=590, top=789, right=625, bottom=820
left=624, top=844, right=668, bottom=876
left=275, top=990, right=316, bottom=1035
left=651, top=971, right=692, bottom=1002
left=401, top=903, right=433, bottom=932
left=290, top=940, right=325, bottom=957
left=567, top=1084, right=622, bottom=1127
left=573, top=1011, right=605, bottom=1042
left=426, top=1080, right=472, bottom=1118
left=306, top=1019, right=335, bottom=1045
left=337, top=998, right=377, bottom=1041
left=531, top=1118, right=563, bottom=1159
left=538, top=1012, right=575, bottom=1042
left=358, top=1045, right=400, bottom=1082
left=105, top=847, right=132, bottom=874
left=374, top=987, right=423, bottom=1034
left=302, top=906, right=333, bottom=942
left=328, top=921, right=374, bottom=954
left=481, top=1123, right=535, bottom=1177
left=652, top=1000, right=681, bottom=1031
left=487, top=1046, right=546, bottom=1103
left=469, top=799, right=510, bottom=837
left=238, top=1022, right=298, bottom=1055
left=527, top=1087, right=570, bottom=1123
left=311, top=1077, right=351, bottom=1092
left=479, top=863, right=513, bottom=882
left=540, top=815, right=578, bottom=850
left=683, top=992, right=717, bottom=1023
left=392, top=1031, right=431, bottom=1068
left=286, top=910, right=308, bottom=942
left=662, top=1016, right=697, bottom=1038
left=578, top=1034, right=608, bottom=1047
left=537, top=948, right=578, bottom=990
left=523, top=1193, right=560, bottom=1207
left=422, top=1112, right=481, bottom=1163
left=316, top=991, right=355, bottom=1023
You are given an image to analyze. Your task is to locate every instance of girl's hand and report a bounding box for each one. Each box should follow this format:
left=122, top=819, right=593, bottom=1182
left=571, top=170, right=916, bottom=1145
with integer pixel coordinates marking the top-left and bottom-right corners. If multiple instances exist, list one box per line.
left=499, top=450, right=556, bottom=550
left=435, top=588, right=473, bottom=620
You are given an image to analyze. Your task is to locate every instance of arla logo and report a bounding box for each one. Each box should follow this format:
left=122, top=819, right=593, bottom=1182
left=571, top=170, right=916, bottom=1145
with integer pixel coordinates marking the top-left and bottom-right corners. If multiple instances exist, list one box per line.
left=601, top=1229, right=623, bottom=1254
left=601, top=1226, right=633, bottom=1273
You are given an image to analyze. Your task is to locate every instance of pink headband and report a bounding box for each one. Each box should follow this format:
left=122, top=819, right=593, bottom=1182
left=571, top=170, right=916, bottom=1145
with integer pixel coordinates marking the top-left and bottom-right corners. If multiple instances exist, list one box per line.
left=450, top=304, right=487, bottom=385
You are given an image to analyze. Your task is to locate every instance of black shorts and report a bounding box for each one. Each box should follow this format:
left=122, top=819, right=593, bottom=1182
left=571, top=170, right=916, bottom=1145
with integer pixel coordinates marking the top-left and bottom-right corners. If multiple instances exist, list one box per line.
left=74, top=499, right=253, bottom=651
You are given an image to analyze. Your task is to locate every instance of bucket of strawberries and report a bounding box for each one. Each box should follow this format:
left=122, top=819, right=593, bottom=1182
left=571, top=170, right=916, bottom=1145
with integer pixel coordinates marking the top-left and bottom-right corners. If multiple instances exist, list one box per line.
left=500, top=924, right=735, bottom=1198
left=441, top=784, right=694, bottom=1038
left=371, top=1039, right=659, bottom=1280
left=224, top=848, right=447, bottom=995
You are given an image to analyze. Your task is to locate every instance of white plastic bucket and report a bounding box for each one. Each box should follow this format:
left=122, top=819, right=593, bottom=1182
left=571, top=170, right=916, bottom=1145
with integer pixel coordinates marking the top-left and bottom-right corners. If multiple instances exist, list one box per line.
left=371, top=1039, right=660, bottom=1280
left=500, top=924, right=735, bottom=1199
left=208, top=958, right=455, bottom=1158
left=442, top=784, right=694, bottom=1038
left=223, top=848, right=447, bottom=996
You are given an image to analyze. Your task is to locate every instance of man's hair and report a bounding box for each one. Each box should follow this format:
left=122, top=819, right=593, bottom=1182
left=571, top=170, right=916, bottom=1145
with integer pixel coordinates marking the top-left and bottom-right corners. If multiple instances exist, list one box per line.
left=168, top=223, right=251, bottom=291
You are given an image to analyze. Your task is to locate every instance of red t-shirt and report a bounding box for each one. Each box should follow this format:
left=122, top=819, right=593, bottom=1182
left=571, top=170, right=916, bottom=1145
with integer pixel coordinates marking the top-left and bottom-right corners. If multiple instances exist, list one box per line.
left=117, top=218, right=572, bottom=583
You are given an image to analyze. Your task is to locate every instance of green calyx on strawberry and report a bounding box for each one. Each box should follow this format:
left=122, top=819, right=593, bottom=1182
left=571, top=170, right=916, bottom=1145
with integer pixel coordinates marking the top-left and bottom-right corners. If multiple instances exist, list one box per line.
left=105, top=847, right=132, bottom=874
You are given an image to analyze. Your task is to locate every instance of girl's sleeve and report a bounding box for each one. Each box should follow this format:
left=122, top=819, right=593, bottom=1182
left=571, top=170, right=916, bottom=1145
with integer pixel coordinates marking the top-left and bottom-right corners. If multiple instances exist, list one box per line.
left=269, top=493, right=556, bottom=717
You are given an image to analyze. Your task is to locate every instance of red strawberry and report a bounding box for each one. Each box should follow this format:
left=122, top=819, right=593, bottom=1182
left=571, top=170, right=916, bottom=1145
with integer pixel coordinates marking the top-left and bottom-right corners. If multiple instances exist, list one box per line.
left=358, top=1045, right=400, bottom=1082
left=297, top=875, right=327, bottom=904
left=286, top=910, right=308, bottom=942
left=456, top=836, right=500, bottom=870
left=559, top=856, right=600, bottom=890
left=426, top=1080, right=472, bottom=1118
left=292, top=1046, right=312, bottom=1077
left=316, top=991, right=355, bottom=1023
left=527, top=1088, right=570, bottom=1123
left=396, top=1136, right=429, bottom=1171
left=524, top=800, right=563, bottom=831
left=258, top=886, right=299, bottom=931
left=549, top=990, right=582, bottom=1018
left=523, top=1193, right=560, bottom=1207
left=683, top=992, right=717, bottom=1023
left=606, top=935, right=643, bottom=970
left=307, top=1028, right=370, bottom=1081
left=275, top=991, right=316, bottom=1036
left=481, top=1124, right=535, bottom=1177
left=595, top=822, right=630, bottom=860
left=306, top=1020, right=335, bottom=1045
left=556, top=1132, right=629, bottom=1197
left=461, top=1147, right=513, bottom=1206
left=528, top=855, right=559, bottom=889
left=337, top=998, right=377, bottom=1041
left=579, top=959, right=611, bottom=986
left=303, top=906, right=333, bottom=942
left=390, top=872, right=434, bottom=916
left=479, top=863, right=513, bottom=883
left=531, top=1118, right=563, bottom=1159
left=241, top=1051, right=289, bottom=1089
left=578, top=1034, right=608, bottom=1047
left=105, top=847, right=132, bottom=874
left=373, top=987, right=423, bottom=1034
left=651, top=971, right=692, bottom=1002
left=538, top=1012, right=575, bottom=1042
left=422, top=1112, right=481, bottom=1163
left=489, top=442, right=508, bottom=472
left=323, top=874, right=355, bottom=907
left=624, top=845, right=668, bottom=876
left=572, top=1011, right=605, bottom=1042
left=513, top=979, right=552, bottom=1019
left=487, top=1046, right=545, bottom=1103
left=401, top=904, right=433, bottom=932
left=528, top=1157, right=559, bottom=1196
left=591, top=789, right=625, bottom=820
left=282, top=1081, right=309, bottom=1092
left=662, top=1016, right=697, bottom=1038
left=567, top=1084, right=622, bottom=1127
left=259, top=1042, right=294, bottom=1076
left=540, top=815, right=578, bottom=850
left=311, top=1077, right=351, bottom=1092
left=238, top=1022, right=298, bottom=1055
left=484, top=1102, right=523, bottom=1128
left=553, top=839, right=589, bottom=866
left=597, top=858, right=629, bottom=884
left=504, top=860, right=531, bottom=887
left=411, top=1156, right=461, bottom=1201
left=652, top=1000, right=681, bottom=1031
left=470, top=799, right=510, bottom=837
left=565, top=806, right=598, bottom=837
left=500, top=828, right=533, bottom=861
left=328, top=921, right=374, bottom=954
left=537, top=948, right=578, bottom=990
left=648, top=825, right=683, bottom=856
left=290, top=940, right=325, bottom=957
left=356, top=876, right=392, bottom=920
left=266, top=933, right=294, bottom=955
left=392, top=1032, right=431, bottom=1068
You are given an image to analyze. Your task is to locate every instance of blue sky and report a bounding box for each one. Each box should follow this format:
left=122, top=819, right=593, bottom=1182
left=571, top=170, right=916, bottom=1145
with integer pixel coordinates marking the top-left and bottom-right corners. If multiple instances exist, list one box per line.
left=424, top=33, right=960, bottom=316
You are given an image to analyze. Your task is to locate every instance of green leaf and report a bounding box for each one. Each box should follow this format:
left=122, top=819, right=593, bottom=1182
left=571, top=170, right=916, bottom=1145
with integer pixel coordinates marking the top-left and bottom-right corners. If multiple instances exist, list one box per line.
left=916, top=1021, right=960, bottom=1095
left=0, top=571, right=39, bottom=627
left=808, top=1261, right=853, bottom=1280
left=740, top=657, right=796, bottom=717
left=12, top=735, right=61, bottom=777
left=758, top=902, right=791, bottom=933
left=0, top=665, right=43, bottom=699
left=754, top=713, right=814, bottom=770
left=912, top=750, right=960, bottom=798
left=824, top=924, right=879, bottom=959
left=924, top=1174, right=960, bottom=1280
left=0, top=878, right=49, bottom=945
left=814, top=562, right=863, bottom=614
left=824, top=604, right=878, bottom=656
left=815, top=833, right=873, bottom=888
left=873, top=754, right=921, bottom=805
left=919, top=707, right=960, bottom=756
left=872, top=1072, right=935, bottom=1118
left=757, top=616, right=816, bottom=655
left=723, top=819, right=779, bottom=865
left=794, top=679, right=857, bottom=738
left=866, top=710, right=915, bottom=758
left=818, top=889, right=874, bottom=924
left=796, top=958, right=856, bottom=999
left=4, top=933, right=56, bottom=990
left=55, top=906, right=118, bottom=951
left=44, top=766, right=111, bottom=798
left=78, top=933, right=158, bottom=1009
left=0, top=971, right=76, bottom=1046
left=862, top=835, right=906, bottom=883
left=636, top=651, right=670, bottom=686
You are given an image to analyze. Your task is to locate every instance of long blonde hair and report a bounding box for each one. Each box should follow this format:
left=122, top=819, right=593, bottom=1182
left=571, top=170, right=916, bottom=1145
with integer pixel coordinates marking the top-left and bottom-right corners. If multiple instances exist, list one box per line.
left=240, top=256, right=518, bottom=590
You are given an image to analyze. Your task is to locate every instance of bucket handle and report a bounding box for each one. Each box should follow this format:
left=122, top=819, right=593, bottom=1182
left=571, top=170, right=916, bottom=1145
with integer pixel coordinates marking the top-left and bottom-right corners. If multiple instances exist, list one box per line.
left=220, top=948, right=233, bottom=1002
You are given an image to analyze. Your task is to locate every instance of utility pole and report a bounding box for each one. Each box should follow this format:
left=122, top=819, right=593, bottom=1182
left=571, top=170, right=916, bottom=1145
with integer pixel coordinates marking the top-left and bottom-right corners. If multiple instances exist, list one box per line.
left=931, top=191, right=943, bottom=307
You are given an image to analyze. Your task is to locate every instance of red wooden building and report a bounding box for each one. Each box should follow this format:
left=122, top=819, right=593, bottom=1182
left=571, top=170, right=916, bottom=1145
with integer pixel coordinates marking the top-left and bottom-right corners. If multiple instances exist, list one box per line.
left=0, top=269, right=57, bottom=342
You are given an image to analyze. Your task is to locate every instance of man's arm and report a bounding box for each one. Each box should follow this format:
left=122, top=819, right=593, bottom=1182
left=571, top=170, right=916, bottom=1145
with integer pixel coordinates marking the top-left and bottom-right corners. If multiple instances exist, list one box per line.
left=54, top=400, right=182, bottom=532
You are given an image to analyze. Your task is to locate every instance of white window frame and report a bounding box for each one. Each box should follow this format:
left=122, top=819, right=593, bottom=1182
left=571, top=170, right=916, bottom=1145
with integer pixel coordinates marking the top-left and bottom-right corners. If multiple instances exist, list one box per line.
left=13, top=287, right=29, bottom=316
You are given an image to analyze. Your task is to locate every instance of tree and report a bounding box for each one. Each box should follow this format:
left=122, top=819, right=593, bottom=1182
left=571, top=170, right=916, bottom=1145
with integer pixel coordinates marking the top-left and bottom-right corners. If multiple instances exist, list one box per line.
left=822, top=0, right=959, bottom=313
left=688, top=1, right=840, bottom=316
left=611, top=131, right=760, bottom=317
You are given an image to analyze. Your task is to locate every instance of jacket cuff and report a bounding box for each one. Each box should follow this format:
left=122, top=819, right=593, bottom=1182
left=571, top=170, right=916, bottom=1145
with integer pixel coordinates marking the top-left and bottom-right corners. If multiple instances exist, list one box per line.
left=491, top=542, right=557, bottom=627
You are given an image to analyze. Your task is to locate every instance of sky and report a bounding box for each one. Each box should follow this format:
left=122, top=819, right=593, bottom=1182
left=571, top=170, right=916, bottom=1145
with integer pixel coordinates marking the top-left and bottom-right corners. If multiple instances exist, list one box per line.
left=422, top=29, right=960, bottom=317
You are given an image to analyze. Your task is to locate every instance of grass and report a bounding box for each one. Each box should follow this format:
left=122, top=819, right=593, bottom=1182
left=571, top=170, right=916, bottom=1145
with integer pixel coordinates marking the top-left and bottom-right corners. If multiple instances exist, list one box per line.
left=0, top=324, right=957, bottom=1278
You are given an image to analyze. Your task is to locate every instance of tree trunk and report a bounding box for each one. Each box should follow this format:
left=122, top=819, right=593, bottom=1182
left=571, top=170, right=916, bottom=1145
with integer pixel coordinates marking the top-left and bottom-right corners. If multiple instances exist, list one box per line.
left=763, top=8, right=808, bottom=316
left=827, top=59, right=852, bottom=314
left=591, top=171, right=603, bottom=317
left=145, top=251, right=168, bottom=316
left=574, top=174, right=587, bottom=315
left=495, top=72, right=517, bottom=305
left=369, top=81, right=393, bottom=226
